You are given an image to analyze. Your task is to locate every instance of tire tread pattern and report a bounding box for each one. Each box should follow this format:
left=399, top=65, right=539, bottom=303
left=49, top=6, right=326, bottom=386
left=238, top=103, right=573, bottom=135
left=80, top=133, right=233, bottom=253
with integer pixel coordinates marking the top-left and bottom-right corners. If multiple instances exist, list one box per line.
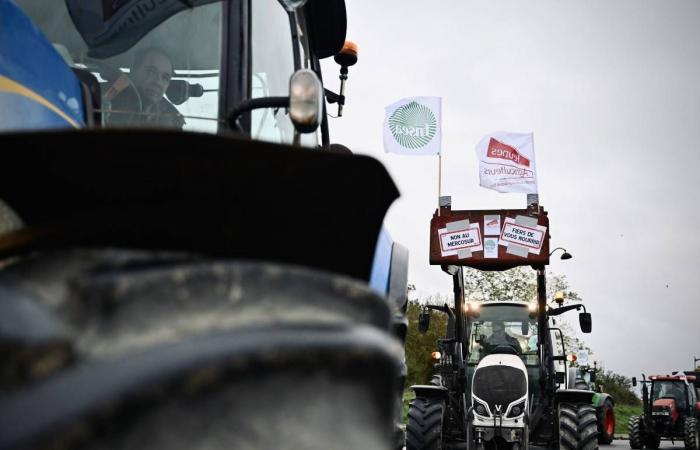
left=406, top=397, right=444, bottom=450
left=559, top=402, right=599, bottom=450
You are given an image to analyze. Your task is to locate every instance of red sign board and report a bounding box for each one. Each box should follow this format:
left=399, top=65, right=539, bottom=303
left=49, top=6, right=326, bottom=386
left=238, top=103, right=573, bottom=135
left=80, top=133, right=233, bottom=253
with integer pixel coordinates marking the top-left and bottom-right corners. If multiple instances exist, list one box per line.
left=429, top=204, right=550, bottom=270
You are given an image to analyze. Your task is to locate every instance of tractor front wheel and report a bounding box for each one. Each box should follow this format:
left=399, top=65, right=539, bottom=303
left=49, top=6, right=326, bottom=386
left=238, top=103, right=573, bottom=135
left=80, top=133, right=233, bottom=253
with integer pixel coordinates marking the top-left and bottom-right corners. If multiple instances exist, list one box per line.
left=629, top=415, right=644, bottom=449
left=598, top=399, right=615, bottom=445
left=685, top=417, right=699, bottom=450
left=406, top=397, right=445, bottom=450
left=559, top=403, right=599, bottom=450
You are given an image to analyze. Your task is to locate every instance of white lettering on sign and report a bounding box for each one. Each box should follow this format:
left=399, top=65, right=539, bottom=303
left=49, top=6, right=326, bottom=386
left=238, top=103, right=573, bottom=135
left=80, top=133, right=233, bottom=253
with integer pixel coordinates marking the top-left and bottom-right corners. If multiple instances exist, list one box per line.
left=438, top=223, right=483, bottom=257
left=499, top=217, right=547, bottom=254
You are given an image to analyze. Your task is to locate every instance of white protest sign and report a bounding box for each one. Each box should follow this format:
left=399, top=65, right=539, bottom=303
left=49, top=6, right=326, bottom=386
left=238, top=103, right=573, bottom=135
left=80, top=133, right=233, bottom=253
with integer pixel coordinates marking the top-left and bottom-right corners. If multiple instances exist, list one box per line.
left=438, top=222, right=483, bottom=257
left=499, top=217, right=547, bottom=255
left=483, top=237, right=499, bottom=258
left=577, top=350, right=590, bottom=366
left=484, top=215, right=501, bottom=235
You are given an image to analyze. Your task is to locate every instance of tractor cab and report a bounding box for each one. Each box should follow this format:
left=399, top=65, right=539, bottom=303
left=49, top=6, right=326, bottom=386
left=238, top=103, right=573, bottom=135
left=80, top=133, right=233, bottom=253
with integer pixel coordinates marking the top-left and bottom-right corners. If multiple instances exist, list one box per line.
left=5, top=0, right=354, bottom=147
left=649, top=376, right=695, bottom=425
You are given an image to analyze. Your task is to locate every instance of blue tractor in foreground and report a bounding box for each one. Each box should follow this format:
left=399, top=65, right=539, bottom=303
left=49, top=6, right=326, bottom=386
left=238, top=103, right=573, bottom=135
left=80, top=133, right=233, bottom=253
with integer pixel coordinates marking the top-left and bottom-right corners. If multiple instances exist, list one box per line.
left=0, top=0, right=410, bottom=448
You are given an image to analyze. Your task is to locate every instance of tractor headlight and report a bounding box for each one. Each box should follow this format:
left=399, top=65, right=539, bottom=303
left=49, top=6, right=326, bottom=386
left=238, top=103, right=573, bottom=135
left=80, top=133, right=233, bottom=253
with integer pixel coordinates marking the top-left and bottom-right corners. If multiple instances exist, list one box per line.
left=507, top=400, right=526, bottom=418
left=473, top=398, right=489, bottom=417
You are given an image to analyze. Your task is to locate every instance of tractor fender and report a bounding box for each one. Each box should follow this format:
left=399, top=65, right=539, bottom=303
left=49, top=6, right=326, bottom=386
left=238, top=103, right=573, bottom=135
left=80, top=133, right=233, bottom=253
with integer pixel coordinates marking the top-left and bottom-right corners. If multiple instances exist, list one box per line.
left=592, top=392, right=614, bottom=409
left=411, top=384, right=449, bottom=400
left=553, top=389, right=596, bottom=408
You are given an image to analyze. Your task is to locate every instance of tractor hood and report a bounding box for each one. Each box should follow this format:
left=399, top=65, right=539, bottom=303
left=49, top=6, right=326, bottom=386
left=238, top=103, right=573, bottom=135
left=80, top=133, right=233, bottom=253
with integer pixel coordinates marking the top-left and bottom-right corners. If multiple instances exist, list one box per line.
left=0, top=129, right=399, bottom=283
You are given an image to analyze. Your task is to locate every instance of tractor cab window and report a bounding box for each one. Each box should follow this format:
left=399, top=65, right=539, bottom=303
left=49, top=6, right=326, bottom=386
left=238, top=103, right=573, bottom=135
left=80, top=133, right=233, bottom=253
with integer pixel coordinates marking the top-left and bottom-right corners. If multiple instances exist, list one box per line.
left=16, top=0, right=223, bottom=133
left=468, top=304, right=538, bottom=366
left=250, top=0, right=296, bottom=144
left=653, top=381, right=688, bottom=409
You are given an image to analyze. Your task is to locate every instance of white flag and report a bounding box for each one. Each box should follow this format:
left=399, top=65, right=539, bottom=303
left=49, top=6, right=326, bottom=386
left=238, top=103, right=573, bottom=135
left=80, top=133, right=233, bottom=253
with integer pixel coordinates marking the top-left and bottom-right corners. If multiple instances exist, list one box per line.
left=383, top=97, right=441, bottom=155
left=475, top=131, right=538, bottom=193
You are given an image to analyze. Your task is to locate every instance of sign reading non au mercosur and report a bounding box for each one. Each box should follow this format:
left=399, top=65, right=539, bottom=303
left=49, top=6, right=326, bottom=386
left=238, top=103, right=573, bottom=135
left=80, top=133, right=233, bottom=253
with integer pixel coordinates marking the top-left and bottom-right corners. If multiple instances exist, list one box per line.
left=439, top=222, right=483, bottom=257
left=383, top=97, right=441, bottom=155
left=474, top=131, right=538, bottom=193
left=499, top=217, right=547, bottom=255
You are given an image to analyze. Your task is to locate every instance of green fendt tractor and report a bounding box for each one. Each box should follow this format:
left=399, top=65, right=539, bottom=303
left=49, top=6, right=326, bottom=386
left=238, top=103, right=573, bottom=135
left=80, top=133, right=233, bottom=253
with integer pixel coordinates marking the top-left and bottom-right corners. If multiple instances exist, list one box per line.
left=407, top=201, right=598, bottom=450
left=0, top=1, right=410, bottom=449
left=566, top=360, right=616, bottom=445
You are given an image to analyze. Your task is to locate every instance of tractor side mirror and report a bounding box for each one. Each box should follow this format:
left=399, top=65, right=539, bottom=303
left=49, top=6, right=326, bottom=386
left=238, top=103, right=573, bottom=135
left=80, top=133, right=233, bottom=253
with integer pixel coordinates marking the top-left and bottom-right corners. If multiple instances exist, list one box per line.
left=589, top=371, right=596, bottom=383
left=632, top=377, right=637, bottom=387
left=476, top=334, right=485, bottom=344
left=579, top=312, right=592, bottom=333
left=418, top=309, right=431, bottom=333
left=521, top=321, right=529, bottom=335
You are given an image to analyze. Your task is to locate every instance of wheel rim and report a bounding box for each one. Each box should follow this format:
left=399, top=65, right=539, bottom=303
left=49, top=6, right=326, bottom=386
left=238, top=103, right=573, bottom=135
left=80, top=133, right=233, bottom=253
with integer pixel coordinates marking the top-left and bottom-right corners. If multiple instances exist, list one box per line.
left=604, top=408, right=615, bottom=436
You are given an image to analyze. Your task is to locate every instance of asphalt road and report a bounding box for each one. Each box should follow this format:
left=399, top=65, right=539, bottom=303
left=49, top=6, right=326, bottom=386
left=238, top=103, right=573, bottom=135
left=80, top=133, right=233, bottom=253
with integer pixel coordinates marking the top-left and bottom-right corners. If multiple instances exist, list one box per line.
left=605, top=440, right=686, bottom=450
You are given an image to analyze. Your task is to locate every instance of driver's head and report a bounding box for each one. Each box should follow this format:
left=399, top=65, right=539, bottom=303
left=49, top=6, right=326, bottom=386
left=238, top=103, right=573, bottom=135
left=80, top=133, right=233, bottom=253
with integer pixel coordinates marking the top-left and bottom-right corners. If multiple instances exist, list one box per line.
left=130, top=47, right=173, bottom=107
left=492, top=321, right=505, bottom=334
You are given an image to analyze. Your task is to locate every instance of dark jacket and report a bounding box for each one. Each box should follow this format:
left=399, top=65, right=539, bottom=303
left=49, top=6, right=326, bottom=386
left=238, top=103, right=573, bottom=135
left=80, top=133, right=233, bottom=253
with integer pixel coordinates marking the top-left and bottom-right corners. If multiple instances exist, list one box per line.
left=105, top=87, right=185, bottom=129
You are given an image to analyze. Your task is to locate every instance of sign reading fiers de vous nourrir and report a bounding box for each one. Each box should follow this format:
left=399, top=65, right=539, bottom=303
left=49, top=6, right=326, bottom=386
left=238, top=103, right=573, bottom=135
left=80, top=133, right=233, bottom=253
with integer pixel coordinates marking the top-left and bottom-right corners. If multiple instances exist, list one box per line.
left=430, top=207, right=550, bottom=270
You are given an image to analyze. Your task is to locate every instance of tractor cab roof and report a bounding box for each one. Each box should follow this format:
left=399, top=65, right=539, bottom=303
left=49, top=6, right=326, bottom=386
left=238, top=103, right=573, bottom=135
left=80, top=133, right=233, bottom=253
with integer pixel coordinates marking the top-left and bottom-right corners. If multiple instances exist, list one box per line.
left=650, top=375, right=695, bottom=382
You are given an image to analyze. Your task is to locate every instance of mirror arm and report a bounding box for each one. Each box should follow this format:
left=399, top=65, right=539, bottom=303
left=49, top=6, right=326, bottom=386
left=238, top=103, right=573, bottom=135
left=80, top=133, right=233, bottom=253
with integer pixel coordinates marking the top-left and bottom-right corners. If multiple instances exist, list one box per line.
left=548, top=303, right=585, bottom=316
left=324, top=88, right=345, bottom=106
left=227, top=96, right=289, bottom=131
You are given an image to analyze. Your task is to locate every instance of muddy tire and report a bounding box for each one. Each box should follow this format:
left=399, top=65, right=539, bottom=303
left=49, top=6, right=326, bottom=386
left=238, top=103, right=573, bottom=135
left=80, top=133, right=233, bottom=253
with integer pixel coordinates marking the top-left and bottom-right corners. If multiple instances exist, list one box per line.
left=406, top=397, right=445, bottom=450
left=629, top=415, right=644, bottom=449
left=0, top=252, right=401, bottom=450
left=597, top=399, right=615, bottom=444
left=559, top=403, right=599, bottom=450
left=685, top=417, right=700, bottom=450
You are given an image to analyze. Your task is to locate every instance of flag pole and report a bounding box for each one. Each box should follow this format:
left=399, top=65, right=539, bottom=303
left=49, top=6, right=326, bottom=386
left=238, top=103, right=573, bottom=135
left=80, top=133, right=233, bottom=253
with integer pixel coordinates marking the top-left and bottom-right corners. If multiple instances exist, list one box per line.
left=438, top=153, right=442, bottom=216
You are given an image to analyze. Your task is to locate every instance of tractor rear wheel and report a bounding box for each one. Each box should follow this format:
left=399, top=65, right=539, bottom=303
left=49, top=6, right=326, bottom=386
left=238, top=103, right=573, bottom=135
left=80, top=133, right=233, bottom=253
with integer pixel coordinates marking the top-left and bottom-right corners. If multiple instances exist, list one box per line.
left=406, top=397, right=445, bottom=450
left=559, top=403, right=599, bottom=450
left=629, top=415, right=644, bottom=449
left=597, top=399, right=615, bottom=444
left=685, top=417, right=699, bottom=450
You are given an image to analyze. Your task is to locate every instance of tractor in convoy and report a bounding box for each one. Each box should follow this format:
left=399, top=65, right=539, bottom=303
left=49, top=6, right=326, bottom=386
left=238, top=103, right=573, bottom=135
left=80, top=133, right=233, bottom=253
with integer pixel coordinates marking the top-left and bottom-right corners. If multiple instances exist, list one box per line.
left=567, top=359, right=616, bottom=445
left=406, top=200, right=598, bottom=450
left=0, top=0, right=410, bottom=449
left=629, top=372, right=700, bottom=449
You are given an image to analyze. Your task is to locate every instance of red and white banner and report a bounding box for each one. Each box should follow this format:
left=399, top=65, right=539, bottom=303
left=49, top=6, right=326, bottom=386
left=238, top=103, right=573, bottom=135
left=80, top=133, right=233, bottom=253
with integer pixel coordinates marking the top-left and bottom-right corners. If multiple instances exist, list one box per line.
left=474, top=132, right=538, bottom=193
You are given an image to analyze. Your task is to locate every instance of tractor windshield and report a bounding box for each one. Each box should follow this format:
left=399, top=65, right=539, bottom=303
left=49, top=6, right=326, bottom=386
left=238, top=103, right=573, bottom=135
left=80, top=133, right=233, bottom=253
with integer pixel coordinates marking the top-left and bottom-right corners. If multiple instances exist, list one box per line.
left=468, top=304, right=539, bottom=367
left=14, top=0, right=297, bottom=139
left=652, top=381, right=688, bottom=409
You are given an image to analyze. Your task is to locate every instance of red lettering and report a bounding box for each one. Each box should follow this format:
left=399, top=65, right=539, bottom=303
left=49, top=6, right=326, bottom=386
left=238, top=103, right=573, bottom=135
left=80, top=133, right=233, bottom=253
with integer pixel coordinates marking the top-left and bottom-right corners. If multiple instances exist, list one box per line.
left=486, top=138, right=531, bottom=167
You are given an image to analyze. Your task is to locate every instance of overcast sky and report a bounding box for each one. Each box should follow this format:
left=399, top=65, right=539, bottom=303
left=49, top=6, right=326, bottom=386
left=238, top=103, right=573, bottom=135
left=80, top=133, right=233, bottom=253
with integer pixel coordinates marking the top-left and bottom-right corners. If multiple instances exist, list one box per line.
left=322, top=0, right=700, bottom=380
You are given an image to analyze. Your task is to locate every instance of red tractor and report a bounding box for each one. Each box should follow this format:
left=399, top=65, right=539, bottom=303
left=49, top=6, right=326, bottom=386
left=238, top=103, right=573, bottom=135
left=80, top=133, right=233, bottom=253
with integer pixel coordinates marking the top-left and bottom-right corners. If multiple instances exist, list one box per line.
left=629, top=373, right=700, bottom=449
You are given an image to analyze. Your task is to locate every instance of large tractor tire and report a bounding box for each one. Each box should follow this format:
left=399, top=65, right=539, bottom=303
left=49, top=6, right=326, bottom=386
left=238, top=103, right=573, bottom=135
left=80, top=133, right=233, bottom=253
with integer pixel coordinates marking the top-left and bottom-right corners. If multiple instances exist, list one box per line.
left=597, top=398, right=616, bottom=444
left=685, top=417, right=700, bottom=450
left=406, top=397, right=445, bottom=450
left=559, top=403, right=599, bottom=450
left=0, top=252, right=403, bottom=450
left=628, top=415, right=645, bottom=449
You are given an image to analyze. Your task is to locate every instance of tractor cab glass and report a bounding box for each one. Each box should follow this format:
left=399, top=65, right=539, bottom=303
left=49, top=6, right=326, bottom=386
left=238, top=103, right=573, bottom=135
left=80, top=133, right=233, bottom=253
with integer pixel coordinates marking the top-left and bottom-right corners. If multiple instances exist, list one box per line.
left=468, top=304, right=539, bottom=366
left=15, top=0, right=301, bottom=143
left=652, top=381, right=689, bottom=410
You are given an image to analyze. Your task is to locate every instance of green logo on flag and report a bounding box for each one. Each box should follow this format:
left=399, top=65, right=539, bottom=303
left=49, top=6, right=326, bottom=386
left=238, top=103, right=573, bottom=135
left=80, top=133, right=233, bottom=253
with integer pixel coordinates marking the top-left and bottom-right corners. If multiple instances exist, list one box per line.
left=388, top=101, right=437, bottom=149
